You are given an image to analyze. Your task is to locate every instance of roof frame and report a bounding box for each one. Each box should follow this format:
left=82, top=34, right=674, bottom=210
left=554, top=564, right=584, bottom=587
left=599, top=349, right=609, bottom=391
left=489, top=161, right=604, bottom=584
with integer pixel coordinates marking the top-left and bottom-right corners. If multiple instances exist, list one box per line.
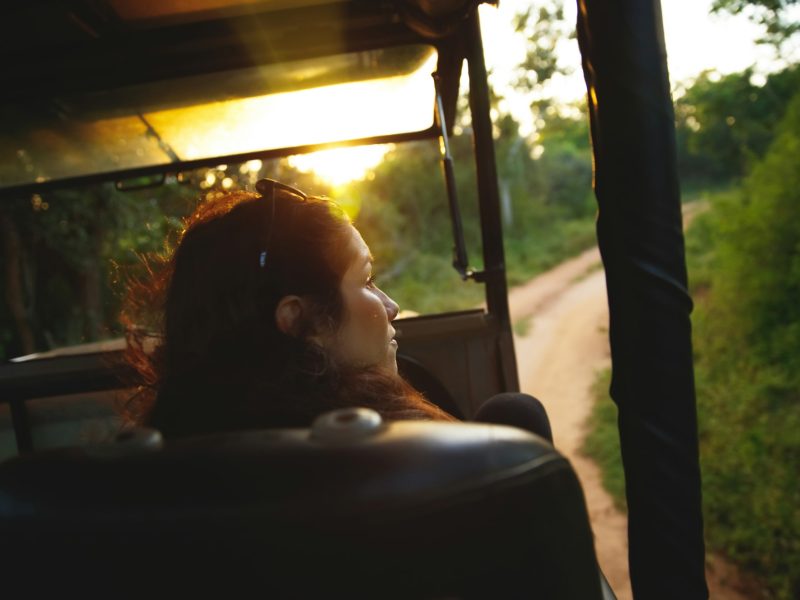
left=2, top=0, right=473, bottom=197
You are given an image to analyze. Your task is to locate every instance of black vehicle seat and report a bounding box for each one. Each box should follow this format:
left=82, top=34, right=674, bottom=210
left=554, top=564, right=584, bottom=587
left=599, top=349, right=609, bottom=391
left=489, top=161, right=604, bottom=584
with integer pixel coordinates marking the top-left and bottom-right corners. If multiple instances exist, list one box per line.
left=0, top=408, right=616, bottom=599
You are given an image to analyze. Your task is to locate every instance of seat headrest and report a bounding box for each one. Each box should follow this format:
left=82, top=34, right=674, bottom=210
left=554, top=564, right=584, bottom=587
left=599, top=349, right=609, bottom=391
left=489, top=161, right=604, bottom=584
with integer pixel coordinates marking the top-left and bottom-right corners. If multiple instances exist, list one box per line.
left=0, top=411, right=605, bottom=598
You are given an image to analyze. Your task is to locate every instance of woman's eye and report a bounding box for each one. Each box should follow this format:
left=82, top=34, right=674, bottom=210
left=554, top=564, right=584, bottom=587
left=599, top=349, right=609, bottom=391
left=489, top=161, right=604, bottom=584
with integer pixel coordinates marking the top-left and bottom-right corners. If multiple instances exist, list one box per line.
left=366, top=275, right=377, bottom=288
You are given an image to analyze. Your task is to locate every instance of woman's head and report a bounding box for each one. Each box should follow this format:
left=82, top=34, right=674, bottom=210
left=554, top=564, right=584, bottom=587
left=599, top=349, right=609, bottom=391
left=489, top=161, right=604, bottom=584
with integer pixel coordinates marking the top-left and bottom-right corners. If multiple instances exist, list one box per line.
left=304, top=223, right=399, bottom=372
left=122, top=179, right=444, bottom=435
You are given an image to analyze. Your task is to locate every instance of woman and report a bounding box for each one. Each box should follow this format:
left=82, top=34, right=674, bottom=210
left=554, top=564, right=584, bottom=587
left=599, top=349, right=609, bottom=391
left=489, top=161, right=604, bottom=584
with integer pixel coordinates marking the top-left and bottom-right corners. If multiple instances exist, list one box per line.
left=122, top=178, right=551, bottom=441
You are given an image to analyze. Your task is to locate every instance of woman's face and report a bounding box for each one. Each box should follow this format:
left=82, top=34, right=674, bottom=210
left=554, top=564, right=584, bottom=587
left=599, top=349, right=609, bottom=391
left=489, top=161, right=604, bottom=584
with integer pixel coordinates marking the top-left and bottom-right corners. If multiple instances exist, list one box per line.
left=330, top=225, right=399, bottom=372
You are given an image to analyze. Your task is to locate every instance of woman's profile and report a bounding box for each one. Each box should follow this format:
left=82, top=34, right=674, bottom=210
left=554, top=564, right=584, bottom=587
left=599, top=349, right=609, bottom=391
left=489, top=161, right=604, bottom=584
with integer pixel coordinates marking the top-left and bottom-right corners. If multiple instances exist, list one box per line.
left=122, top=178, right=551, bottom=441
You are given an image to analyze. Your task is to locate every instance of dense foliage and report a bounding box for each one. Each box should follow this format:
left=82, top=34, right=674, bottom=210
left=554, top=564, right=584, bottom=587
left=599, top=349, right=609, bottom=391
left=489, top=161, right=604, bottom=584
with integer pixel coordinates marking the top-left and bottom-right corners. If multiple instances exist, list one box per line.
left=687, top=91, right=800, bottom=599
left=0, top=162, right=325, bottom=360
left=0, top=184, right=189, bottom=359
left=675, top=65, right=800, bottom=185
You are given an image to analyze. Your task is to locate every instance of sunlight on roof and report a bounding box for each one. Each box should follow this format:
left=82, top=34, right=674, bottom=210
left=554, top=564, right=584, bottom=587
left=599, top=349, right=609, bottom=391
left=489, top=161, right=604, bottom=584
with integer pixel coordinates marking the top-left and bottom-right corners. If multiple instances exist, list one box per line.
left=288, top=144, right=391, bottom=187
left=144, top=53, right=437, bottom=160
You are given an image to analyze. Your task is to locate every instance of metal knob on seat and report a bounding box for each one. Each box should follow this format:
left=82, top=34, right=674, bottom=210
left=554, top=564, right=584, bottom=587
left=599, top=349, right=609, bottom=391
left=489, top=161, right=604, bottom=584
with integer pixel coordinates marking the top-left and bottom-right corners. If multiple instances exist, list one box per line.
left=85, top=427, right=164, bottom=459
left=310, top=408, right=384, bottom=444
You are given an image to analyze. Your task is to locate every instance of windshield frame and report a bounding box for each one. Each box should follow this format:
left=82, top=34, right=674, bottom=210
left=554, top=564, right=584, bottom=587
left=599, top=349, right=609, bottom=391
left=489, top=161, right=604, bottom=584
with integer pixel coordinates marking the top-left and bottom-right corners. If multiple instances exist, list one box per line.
left=0, top=127, right=438, bottom=200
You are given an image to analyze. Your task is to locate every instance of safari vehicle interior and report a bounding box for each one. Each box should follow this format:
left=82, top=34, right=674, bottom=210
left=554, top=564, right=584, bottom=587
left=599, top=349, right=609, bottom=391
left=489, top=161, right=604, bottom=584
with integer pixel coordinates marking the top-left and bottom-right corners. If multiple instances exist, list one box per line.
left=1, top=0, right=519, bottom=456
left=1, top=0, right=617, bottom=597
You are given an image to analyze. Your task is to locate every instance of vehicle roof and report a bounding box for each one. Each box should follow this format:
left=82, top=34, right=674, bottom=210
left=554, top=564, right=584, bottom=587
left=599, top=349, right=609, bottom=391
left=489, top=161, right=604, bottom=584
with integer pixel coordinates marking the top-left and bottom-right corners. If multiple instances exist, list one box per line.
left=2, top=0, right=488, bottom=197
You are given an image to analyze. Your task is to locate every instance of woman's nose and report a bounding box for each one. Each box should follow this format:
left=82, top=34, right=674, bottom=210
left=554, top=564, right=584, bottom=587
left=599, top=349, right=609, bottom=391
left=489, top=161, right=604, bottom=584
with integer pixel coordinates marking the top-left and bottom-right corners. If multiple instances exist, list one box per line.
left=381, top=289, right=399, bottom=321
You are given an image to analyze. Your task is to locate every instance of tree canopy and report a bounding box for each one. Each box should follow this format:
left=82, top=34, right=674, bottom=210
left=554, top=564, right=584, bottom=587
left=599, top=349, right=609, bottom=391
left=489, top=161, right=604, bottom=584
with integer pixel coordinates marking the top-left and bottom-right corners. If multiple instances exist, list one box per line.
left=675, top=64, right=800, bottom=185
left=712, top=0, right=799, bottom=46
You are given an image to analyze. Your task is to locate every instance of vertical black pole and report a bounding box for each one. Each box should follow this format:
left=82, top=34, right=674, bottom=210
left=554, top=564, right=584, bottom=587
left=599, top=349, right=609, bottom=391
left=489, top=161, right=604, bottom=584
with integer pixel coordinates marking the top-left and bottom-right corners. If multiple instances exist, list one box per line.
left=576, top=0, right=708, bottom=598
left=466, top=12, right=519, bottom=394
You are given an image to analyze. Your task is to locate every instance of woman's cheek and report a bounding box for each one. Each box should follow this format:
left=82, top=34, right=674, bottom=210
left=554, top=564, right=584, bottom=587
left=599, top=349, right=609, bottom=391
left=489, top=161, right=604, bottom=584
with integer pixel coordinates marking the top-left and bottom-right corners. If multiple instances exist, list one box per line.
left=338, top=288, right=386, bottom=367
left=358, top=292, right=383, bottom=336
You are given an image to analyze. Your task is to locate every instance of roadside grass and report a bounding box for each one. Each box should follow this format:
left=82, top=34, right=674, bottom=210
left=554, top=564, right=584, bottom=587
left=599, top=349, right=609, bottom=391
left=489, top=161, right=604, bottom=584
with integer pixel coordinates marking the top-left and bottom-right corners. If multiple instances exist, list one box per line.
left=582, top=368, right=627, bottom=513
left=513, top=316, right=533, bottom=337
left=505, top=218, right=597, bottom=287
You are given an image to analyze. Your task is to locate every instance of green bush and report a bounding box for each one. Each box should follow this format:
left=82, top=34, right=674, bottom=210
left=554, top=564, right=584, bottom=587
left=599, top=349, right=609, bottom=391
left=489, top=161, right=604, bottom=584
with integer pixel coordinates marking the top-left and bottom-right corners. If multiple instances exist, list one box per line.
left=690, top=91, right=800, bottom=600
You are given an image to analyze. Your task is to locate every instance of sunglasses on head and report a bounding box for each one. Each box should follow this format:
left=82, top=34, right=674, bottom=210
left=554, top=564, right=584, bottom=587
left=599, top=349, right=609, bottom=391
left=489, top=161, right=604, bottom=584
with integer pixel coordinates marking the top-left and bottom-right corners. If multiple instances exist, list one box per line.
left=254, top=178, right=309, bottom=269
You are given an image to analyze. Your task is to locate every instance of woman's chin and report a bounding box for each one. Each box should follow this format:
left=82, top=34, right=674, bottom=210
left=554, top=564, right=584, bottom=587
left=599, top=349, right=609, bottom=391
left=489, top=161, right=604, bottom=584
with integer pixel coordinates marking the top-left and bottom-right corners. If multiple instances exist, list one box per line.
left=384, top=351, right=398, bottom=374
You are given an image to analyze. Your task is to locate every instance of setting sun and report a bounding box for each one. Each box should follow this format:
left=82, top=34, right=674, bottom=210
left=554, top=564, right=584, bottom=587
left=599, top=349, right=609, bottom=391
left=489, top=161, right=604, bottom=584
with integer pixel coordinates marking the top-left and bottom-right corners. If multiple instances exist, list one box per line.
left=287, top=144, right=392, bottom=187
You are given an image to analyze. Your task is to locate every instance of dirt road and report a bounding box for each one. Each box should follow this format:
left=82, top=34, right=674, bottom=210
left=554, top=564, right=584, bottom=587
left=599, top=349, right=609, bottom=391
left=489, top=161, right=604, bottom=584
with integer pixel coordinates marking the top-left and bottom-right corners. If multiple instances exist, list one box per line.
left=508, top=242, right=750, bottom=600
left=509, top=248, right=633, bottom=598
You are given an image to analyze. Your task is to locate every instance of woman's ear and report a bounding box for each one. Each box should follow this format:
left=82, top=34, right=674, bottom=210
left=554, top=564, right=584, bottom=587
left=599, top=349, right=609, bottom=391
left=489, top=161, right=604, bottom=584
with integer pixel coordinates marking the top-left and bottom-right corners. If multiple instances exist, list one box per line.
left=274, top=295, right=305, bottom=336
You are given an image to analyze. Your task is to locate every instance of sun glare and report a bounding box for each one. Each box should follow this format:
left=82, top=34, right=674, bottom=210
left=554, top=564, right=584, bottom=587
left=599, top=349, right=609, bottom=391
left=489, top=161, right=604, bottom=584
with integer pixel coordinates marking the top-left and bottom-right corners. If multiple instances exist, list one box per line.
left=143, top=53, right=437, bottom=162
left=288, top=145, right=392, bottom=187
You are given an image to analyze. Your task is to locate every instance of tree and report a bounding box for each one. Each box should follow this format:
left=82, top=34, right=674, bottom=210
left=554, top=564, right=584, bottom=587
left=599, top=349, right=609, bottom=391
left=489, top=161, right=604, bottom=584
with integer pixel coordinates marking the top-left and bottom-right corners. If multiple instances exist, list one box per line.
left=0, top=182, right=197, bottom=359
left=674, top=64, right=800, bottom=185
left=712, top=0, right=799, bottom=48
left=510, top=1, right=574, bottom=121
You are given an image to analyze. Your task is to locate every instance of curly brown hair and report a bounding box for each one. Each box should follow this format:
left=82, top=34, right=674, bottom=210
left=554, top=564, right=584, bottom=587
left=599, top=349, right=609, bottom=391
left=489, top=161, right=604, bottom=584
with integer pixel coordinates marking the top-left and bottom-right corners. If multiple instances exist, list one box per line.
left=120, top=186, right=454, bottom=438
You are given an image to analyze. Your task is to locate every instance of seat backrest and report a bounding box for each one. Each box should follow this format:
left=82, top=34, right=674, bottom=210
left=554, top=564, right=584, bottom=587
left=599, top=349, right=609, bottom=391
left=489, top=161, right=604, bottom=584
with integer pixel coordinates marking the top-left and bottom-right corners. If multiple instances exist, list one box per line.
left=0, top=409, right=610, bottom=598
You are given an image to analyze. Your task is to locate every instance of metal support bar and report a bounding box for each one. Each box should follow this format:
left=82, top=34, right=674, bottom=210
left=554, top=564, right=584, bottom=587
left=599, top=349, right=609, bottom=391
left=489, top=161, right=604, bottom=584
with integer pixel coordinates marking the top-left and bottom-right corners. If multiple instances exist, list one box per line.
left=466, top=16, right=509, bottom=316
left=433, top=72, right=475, bottom=281
left=465, top=11, right=519, bottom=392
